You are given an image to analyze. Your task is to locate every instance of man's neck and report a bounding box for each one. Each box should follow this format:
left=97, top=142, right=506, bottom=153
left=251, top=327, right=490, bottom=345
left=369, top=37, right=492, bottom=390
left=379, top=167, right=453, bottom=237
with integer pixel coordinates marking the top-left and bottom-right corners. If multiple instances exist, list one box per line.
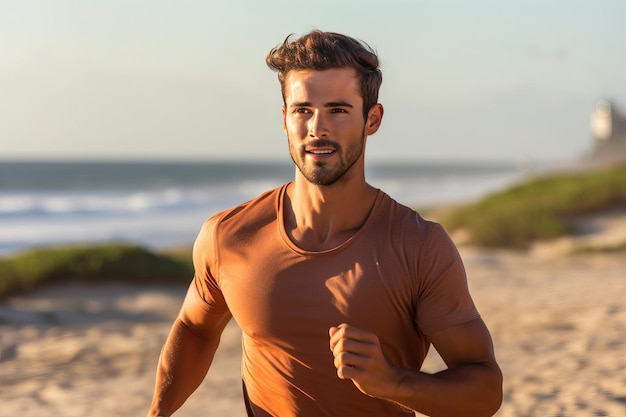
left=284, top=178, right=377, bottom=251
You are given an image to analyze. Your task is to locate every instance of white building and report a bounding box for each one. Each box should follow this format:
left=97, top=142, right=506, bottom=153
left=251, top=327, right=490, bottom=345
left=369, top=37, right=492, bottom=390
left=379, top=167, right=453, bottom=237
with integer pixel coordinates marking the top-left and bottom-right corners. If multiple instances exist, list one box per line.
left=585, top=100, right=626, bottom=164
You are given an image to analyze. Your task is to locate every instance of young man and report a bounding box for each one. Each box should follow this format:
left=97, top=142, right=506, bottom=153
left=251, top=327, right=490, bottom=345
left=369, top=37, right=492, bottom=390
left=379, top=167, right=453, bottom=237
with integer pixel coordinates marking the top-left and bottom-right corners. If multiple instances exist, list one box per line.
left=148, top=31, right=502, bottom=417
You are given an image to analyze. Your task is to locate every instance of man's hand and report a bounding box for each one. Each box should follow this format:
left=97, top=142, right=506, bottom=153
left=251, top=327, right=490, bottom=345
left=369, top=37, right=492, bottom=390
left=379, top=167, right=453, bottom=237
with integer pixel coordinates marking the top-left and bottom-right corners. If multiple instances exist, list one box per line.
left=329, top=323, right=399, bottom=399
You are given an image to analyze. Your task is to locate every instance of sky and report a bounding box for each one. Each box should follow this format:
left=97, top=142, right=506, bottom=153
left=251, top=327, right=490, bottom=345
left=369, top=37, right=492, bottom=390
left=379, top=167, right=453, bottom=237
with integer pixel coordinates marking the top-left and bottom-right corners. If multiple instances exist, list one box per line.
left=1, top=0, right=625, bottom=164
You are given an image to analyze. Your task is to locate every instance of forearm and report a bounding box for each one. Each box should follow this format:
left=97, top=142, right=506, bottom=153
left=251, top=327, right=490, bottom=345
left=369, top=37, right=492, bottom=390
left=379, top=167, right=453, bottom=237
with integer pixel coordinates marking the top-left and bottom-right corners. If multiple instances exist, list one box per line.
left=386, top=361, right=502, bottom=417
left=148, top=318, right=223, bottom=417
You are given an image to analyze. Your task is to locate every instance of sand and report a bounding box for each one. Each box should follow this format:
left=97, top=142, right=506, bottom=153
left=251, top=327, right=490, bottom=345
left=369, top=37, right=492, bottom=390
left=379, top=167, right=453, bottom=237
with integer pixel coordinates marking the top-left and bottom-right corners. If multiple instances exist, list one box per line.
left=1, top=230, right=625, bottom=416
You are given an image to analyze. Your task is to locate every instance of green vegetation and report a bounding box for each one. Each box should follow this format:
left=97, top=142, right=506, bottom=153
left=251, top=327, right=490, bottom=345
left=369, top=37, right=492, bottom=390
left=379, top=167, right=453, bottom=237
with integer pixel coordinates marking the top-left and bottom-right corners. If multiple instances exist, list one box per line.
left=0, top=244, right=193, bottom=298
left=570, top=240, right=626, bottom=254
left=440, top=164, right=626, bottom=248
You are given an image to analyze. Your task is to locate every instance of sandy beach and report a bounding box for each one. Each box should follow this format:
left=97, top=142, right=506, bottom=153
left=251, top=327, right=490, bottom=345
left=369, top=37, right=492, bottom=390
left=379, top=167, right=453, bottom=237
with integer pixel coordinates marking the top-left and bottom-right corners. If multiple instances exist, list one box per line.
left=1, top=231, right=625, bottom=416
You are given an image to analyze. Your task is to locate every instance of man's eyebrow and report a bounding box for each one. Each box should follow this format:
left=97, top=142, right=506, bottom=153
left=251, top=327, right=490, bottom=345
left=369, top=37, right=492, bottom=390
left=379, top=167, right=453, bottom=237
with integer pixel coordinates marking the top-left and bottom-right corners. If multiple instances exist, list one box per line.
left=289, top=101, right=354, bottom=108
left=325, top=101, right=354, bottom=108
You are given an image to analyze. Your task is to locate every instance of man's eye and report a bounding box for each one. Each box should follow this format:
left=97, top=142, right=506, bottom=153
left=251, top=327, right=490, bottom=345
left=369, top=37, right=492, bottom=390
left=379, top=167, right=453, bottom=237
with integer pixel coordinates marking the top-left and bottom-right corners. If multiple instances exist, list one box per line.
left=294, top=108, right=310, bottom=114
left=331, top=108, right=347, bottom=113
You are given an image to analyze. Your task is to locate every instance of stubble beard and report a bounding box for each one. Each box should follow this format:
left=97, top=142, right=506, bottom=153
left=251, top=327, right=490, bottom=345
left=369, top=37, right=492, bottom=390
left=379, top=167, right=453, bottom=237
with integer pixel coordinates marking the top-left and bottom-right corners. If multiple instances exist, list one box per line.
left=288, top=127, right=366, bottom=186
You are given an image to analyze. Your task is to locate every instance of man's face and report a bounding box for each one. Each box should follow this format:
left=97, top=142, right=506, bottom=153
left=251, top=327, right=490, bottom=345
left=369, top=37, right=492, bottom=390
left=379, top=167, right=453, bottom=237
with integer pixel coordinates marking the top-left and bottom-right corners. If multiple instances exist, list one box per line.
left=282, top=68, right=369, bottom=186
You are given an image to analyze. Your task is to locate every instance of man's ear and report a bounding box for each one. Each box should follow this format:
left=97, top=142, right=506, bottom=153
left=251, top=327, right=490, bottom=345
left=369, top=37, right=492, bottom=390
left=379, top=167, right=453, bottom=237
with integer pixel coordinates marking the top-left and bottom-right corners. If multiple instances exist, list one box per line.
left=282, top=106, right=287, bottom=134
left=365, top=103, right=384, bottom=135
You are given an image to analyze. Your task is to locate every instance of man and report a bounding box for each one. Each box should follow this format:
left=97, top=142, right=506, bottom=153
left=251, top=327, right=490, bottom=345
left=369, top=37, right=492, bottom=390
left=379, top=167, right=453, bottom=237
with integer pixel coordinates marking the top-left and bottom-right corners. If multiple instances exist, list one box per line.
left=148, top=30, right=502, bottom=417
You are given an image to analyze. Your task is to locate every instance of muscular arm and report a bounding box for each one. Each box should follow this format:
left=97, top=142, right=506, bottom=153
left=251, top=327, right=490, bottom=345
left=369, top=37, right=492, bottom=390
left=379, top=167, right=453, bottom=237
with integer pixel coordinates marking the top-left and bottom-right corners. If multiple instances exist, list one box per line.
left=148, top=294, right=232, bottom=417
left=329, top=318, right=502, bottom=417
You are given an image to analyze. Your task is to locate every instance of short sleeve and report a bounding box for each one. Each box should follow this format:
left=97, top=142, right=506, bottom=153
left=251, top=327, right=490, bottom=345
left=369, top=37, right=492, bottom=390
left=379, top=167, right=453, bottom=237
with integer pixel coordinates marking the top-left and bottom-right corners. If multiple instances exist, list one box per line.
left=415, top=224, right=479, bottom=335
left=188, top=213, right=230, bottom=315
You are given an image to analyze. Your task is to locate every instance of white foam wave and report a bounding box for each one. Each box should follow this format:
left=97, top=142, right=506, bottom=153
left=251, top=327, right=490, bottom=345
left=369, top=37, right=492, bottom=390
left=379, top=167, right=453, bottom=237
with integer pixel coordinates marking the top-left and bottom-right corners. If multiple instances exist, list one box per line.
left=0, top=187, right=220, bottom=217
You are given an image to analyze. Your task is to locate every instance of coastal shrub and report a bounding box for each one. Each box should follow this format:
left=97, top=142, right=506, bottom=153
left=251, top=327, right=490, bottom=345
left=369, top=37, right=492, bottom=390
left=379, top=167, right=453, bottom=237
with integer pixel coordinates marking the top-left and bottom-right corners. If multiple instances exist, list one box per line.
left=0, top=244, right=193, bottom=297
left=441, top=164, right=626, bottom=248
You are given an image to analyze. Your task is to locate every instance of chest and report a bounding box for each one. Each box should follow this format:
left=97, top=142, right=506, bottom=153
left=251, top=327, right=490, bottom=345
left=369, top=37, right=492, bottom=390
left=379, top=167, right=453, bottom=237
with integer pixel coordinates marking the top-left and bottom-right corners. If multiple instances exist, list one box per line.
left=217, top=241, right=416, bottom=349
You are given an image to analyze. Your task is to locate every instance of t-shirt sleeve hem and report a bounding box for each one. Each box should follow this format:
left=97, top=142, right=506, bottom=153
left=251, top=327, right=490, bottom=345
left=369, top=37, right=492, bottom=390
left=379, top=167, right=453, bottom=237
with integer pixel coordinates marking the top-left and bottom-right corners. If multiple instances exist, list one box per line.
left=186, top=278, right=230, bottom=316
left=421, top=310, right=481, bottom=336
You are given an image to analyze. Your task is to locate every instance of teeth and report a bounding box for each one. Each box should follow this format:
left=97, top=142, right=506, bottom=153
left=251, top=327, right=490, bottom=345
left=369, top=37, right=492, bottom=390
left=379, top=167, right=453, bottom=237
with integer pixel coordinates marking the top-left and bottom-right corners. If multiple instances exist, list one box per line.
left=309, top=150, right=334, bottom=154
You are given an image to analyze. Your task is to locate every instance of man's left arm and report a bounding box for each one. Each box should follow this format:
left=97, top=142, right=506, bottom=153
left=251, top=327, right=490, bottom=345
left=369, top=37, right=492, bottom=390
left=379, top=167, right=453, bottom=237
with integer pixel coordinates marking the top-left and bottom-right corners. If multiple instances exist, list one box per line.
left=329, top=318, right=503, bottom=417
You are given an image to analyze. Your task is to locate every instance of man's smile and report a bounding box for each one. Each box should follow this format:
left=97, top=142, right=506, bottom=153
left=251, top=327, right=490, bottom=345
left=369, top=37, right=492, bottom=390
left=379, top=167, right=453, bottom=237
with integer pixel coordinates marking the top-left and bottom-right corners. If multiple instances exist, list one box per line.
left=306, top=149, right=336, bottom=155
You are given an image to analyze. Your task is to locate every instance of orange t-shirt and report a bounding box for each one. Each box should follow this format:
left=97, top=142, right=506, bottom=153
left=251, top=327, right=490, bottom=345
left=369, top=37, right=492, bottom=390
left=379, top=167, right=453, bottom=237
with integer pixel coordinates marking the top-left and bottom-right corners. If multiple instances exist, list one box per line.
left=186, top=184, right=479, bottom=416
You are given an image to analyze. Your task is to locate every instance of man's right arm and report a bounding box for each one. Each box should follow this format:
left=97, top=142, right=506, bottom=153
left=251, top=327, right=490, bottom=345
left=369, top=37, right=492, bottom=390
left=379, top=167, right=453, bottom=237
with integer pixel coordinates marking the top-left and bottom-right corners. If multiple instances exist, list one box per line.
left=148, top=297, right=232, bottom=417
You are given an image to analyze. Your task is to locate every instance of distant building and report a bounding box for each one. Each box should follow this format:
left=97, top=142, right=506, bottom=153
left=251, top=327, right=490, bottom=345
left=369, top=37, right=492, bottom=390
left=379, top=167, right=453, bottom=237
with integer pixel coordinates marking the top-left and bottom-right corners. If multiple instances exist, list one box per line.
left=585, top=99, right=626, bottom=164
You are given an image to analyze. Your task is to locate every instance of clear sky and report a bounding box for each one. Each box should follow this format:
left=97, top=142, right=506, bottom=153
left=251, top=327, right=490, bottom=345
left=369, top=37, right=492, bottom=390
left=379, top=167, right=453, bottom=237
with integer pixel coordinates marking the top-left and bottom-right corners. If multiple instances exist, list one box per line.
left=1, top=0, right=625, bottom=163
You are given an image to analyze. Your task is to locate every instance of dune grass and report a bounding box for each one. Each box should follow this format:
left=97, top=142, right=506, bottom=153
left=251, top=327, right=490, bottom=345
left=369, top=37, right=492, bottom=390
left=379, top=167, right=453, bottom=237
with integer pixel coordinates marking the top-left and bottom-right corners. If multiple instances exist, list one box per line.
left=0, top=244, right=193, bottom=298
left=440, top=163, right=626, bottom=248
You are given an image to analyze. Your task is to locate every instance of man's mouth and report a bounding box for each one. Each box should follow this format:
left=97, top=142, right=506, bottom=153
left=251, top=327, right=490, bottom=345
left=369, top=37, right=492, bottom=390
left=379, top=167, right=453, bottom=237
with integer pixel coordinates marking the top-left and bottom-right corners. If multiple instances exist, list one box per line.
left=306, top=149, right=335, bottom=155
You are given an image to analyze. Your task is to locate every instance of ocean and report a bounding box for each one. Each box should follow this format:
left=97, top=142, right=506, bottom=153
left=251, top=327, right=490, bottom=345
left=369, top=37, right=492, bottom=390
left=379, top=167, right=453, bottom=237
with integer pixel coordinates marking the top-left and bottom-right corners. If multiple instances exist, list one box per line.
left=0, top=160, right=524, bottom=256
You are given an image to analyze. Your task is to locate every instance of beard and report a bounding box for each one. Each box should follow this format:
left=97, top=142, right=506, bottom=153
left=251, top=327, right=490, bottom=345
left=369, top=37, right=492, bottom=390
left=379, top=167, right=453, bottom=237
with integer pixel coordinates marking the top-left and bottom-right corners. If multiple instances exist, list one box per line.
left=288, top=127, right=366, bottom=186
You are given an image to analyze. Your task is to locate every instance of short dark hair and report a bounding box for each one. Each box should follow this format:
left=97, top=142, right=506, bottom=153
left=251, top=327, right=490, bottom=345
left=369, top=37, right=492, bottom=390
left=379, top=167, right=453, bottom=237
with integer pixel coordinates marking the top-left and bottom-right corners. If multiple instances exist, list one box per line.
left=266, top=30, right=382, bottom=119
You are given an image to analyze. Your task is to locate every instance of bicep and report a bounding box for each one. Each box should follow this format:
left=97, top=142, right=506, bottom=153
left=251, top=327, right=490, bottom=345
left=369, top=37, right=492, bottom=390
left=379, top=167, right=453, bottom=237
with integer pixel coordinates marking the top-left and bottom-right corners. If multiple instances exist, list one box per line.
left=429, top=318, right=497, bottom=369
left=178, top=283, right=232, bottom=339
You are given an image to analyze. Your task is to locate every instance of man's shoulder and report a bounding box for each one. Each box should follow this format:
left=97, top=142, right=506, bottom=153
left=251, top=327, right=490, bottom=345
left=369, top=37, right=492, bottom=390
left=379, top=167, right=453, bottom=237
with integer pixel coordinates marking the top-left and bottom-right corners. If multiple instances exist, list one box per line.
left=377, top=191, right=440, bottom=231
left=199, top=184, right=285, bottom=240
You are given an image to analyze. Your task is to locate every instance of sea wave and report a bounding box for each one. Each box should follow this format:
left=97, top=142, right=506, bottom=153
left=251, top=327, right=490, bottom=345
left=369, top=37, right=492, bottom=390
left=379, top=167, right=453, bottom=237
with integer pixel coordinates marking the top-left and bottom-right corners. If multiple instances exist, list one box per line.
left=0, top=182, right=284, bottom=219
left=0, top=161, right=524, bottom=255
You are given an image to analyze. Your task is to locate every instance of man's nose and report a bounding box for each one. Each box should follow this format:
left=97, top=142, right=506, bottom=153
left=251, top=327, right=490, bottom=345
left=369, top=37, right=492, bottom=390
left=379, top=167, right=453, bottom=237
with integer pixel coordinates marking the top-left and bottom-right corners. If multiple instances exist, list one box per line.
left=308, top=112, right=330, bottom=138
